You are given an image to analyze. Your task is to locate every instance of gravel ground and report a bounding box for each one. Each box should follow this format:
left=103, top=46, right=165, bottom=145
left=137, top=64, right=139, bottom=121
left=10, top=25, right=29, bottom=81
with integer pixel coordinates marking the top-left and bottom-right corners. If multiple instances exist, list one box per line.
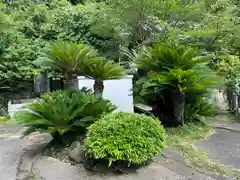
left=0, top=122, right=24, bottom=135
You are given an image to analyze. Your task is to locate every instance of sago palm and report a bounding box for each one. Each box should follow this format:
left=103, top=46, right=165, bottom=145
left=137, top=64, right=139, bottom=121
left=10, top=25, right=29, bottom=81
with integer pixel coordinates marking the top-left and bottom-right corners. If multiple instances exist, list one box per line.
left=14, top=90, right=116, bottom=140
left=134, top=43, right=219, bottom=125
left=34, top=41, right=97, bottom=89
left=81, top=57, right=125, bottom=94
left=135, top=44, right=209, bottom=72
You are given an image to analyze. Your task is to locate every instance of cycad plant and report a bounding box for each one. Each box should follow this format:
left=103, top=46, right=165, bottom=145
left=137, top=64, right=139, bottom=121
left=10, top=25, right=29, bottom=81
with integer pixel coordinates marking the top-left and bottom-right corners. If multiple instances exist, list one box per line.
left=35, top=41, right=125, bottom=93
left=134, top=43, right=220, bottom=125
left=14, top=89, right=116, bottom=141
left=81, top=57, right=125, bottom=94
left=34, top=41, right=97, bottom=89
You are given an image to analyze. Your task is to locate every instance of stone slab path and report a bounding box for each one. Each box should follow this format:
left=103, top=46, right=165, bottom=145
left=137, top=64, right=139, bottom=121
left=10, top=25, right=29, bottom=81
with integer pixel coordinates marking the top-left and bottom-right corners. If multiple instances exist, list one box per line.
left=0, top=139, right=24, bottom=180
left=0, top=122, right=222, bottom=180
left=33, top=155, right=219, bottom=180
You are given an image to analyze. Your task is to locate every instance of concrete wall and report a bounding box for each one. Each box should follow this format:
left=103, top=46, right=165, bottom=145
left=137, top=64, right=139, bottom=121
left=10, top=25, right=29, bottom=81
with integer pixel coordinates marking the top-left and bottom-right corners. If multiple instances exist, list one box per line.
left=78, top=76, right=134, bottom=113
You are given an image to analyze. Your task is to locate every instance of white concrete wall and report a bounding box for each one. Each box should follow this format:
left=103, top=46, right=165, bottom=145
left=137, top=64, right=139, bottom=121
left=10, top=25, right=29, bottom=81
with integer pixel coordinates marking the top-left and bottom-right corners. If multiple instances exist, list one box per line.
left=8, top=99, right=36, bottom=118
left=78, top=76, right=134, bottom=113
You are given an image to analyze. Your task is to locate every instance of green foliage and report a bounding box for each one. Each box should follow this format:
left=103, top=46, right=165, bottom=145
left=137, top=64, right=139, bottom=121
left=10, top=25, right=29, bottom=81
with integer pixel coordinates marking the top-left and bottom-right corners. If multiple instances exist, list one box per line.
left=8, top=1, right=120, bottom=59
left=85, top=112, right=165, bottom=166
left=134, top=44, right=221, bottom=100
left=0, top=30, right=40, bottom=110
left=35, top=41, right=97, bottom=73
left=185, top=97, right=217, bottom=123
left=14, top=89, right=116, bottom=138
left=135, top=44, right=209, bottom=72
left=214, top=55, right=240, bottom=93
left=0, top=116, right=8, bottom=122
left=0, top=8, right=9, bottom=32
left=0, top=32, right=40, bottom=80
left=81, top=57, right=125, bottom=81
left=35, top=40, right=125, bottom=92
left=0, top=0, right=238, bottom=126
left=102, top=0, right=162, bottom=47
left=165, top=122, right=213, bottom=147
left=133, top=43, right=221, bottom=125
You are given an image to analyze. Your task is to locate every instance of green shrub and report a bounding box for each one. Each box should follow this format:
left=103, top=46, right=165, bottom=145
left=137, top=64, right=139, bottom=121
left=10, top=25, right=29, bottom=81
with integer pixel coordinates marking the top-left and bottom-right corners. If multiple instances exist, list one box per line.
left=85, top=112, right=165, bottom=166
left=185, top=98, right=217, bottom=123
left=14, top=89, right=116, bottom=138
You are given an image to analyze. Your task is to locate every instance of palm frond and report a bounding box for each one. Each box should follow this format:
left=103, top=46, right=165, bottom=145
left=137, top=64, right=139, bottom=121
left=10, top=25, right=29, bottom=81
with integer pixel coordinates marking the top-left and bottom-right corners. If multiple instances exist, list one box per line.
left=134, top=43, right=210, bottom=72
left=13, top=90, right=116, bottom=137
left=81, top=57, right=125, bottom=80
left=34, top=41, right=97, bottom=73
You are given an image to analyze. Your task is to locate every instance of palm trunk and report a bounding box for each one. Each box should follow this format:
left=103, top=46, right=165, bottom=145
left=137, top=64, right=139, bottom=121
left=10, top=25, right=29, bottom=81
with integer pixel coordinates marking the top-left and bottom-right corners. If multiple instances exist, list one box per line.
left=172, top=88, right=185, bottom=126
left=64, top=73, right=78, bottom=90
left=93, top=80, right=104, bottom=95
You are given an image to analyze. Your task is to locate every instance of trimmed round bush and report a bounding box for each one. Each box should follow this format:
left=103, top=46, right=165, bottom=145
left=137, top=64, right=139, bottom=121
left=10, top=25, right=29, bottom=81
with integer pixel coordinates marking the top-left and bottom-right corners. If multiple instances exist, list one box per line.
left=84, top=112, right=165, bottom=166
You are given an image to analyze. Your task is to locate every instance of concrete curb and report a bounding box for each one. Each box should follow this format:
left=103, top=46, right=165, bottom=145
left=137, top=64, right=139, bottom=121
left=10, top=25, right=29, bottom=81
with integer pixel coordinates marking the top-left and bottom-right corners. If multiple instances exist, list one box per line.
left=0, top=133, right=22, bottom=140
left=161, top=148, right=231, bottom=180
left=211, top=124, right=240, bottom=132
left=160, top=149, right=226, bottom=180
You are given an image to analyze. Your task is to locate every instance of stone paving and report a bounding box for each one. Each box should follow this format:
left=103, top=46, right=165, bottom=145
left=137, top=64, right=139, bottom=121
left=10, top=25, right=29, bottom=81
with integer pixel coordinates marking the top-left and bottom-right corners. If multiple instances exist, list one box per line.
left=0, top=122, right=235, bottom=180
left=1, top=137, right=207, bottom=180
left=0, top=139, right=24, bottom=180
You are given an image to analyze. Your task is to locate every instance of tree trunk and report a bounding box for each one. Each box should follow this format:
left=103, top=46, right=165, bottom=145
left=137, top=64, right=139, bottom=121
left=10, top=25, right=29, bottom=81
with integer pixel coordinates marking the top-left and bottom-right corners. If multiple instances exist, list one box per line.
left=93, top=80, right=104, bottom=95
left=226, top=88, right=233, bottom=111
left=225, top=87, right=238, bottom=113
left=172, top=89, right=185, bottom=126
left=64, top=73, right=78, bottom=90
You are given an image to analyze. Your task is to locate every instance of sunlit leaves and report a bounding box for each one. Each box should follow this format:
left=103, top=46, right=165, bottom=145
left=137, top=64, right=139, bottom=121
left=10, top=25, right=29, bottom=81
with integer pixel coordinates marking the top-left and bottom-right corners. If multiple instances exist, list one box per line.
left=85, top=112, right=165, bottom=166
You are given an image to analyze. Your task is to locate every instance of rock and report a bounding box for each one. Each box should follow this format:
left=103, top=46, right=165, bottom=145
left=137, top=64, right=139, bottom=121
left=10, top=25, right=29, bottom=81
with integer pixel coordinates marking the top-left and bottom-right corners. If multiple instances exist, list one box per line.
left=71, top=140, right=82, bottom=149
left=32, top=156, right=87, bottom=180
left=68, top=141, right=83, bottom=164
left=23, top=132, right=53, bottom=154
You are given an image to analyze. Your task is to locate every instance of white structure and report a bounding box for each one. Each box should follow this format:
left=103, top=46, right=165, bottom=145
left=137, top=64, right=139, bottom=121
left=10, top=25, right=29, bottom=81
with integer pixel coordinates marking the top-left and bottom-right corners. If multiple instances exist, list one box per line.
left=78, top=76, right=134, bottom=113
left=210, top=89, right=228, bottom=111
left=8, top=99, right=36, bottom=118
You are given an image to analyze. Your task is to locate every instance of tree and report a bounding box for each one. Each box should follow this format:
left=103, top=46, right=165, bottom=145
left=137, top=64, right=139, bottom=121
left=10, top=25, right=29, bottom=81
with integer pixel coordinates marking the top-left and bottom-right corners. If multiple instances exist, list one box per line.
left=213, top=55, right=240, bottom=113
left=134, top=43, right=220, bottom=125
left=36, top=41, right=125, bottom=93
left=81, top=57, right=125, bottom=94
left=35, top=41, right=97, bottom=89
left=0, top=4, right=39, bottom=114
left=91, top=0, right=162, bottom=49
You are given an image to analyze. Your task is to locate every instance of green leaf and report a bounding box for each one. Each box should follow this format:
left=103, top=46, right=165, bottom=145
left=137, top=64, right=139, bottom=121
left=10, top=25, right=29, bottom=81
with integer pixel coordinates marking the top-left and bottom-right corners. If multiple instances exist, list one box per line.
left=14, top=90, right=116, bottom=140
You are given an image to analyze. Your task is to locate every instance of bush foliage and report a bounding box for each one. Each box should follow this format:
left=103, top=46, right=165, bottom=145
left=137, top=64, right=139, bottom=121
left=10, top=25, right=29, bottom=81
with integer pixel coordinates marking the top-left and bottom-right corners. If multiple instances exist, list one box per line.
left=85, top=112, right=165, bottom=166
left=133, top=43, right=221, bottom=125
left=14, top=89, right=116, bottom=138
